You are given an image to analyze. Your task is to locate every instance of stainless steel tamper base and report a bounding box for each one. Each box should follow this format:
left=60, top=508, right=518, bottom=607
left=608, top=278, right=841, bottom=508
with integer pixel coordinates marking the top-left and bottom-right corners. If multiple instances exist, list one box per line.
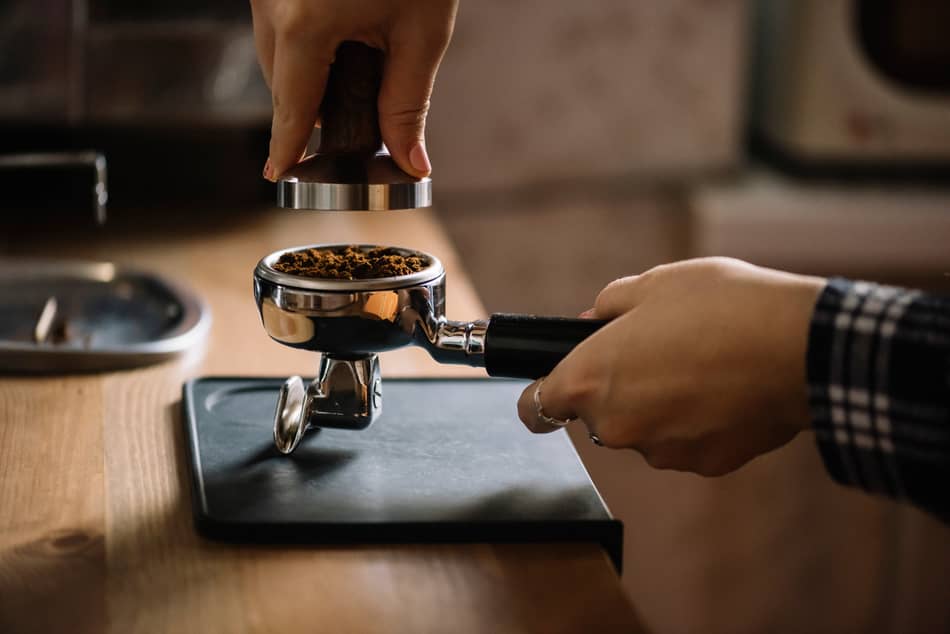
left=277, top=150, right=431, bottom=211
left=273, top=354, right=382, bottom=454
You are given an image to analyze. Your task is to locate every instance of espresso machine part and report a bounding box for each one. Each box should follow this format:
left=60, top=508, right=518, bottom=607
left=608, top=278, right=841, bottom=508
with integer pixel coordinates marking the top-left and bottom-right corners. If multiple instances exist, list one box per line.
left=0, top=151, right=108, bottom=225
left=0, top=258, right=210, bottom=372
left=276, top=42, right=431, bottom=211
left=272, top=355, right=382, bottom=454
left=255, top=244, right=606, bottom=454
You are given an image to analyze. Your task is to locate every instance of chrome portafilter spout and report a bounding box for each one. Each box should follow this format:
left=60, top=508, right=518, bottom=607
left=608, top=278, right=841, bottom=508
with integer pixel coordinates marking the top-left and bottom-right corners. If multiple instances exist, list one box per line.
left=273, top=354, right=382, bottom=454
left=254, top=244, right=606, bottom=455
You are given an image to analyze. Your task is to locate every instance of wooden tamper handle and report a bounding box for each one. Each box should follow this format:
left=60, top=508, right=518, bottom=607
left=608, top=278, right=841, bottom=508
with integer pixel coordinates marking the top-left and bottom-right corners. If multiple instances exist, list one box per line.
left=317, top=41, right=385, bottom=156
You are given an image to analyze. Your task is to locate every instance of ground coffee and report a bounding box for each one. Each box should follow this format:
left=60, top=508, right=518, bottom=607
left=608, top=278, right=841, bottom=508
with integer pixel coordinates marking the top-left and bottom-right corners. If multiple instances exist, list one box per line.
left=273, top=246, right=427, bottom=280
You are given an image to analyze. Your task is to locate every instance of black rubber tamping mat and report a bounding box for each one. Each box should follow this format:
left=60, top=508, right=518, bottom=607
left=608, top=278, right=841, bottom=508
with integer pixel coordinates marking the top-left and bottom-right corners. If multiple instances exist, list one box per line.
left=182, top=377, right=623, bottom=571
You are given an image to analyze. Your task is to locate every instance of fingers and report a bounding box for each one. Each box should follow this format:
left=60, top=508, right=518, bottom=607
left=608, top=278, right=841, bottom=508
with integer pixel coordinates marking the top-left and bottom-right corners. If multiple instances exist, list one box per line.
left=378, top=30, right=452, bottom=178
left=251, top=2, right=275, bottom=89
left=267, top=30, right=336, bottom=180
left=592, top=274, right=647, bottom=320
left=517, top=332, right=606, bottom=437
left=257, top=0, right=456, bottom=180
left=516, top=379, right=572, bottom=434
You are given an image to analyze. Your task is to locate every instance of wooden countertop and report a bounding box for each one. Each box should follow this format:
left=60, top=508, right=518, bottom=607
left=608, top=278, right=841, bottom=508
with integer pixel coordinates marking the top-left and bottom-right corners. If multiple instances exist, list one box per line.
left=0, top=208, right=643, bottom=633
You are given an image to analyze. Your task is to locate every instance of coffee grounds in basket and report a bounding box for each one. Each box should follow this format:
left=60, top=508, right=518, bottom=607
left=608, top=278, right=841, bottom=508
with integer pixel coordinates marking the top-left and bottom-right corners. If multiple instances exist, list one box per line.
left=273, top=246, right=428, bottom=280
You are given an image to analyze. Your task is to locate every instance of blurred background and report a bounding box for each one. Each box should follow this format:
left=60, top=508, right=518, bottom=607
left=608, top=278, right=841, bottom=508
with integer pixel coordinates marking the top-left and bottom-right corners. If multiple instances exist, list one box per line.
left=2, top=0, right=949, bottom=631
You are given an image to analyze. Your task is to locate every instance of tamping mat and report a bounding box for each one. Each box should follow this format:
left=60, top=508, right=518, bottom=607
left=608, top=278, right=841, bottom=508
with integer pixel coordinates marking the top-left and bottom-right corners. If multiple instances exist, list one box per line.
left=182, top=377, right=622, bottom=571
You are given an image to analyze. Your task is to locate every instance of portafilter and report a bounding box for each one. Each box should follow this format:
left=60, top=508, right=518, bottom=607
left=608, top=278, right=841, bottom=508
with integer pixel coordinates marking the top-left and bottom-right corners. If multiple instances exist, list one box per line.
left=254, top=244, right=606, bottom=454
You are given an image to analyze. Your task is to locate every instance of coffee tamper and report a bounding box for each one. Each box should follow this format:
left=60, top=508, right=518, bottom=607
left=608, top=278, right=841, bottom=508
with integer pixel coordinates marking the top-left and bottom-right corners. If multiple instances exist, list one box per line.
left=255, top=245, right=606, bottom=454
left=276, top=41, right=431, bottom=211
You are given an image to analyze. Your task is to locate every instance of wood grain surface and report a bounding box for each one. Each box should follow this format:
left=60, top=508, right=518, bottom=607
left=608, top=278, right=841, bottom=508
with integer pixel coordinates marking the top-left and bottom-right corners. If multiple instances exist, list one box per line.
left=0, top=208, right=643, bottom=633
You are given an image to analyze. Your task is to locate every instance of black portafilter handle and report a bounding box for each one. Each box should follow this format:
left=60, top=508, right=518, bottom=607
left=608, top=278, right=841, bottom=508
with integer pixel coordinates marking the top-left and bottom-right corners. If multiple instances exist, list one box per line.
left=482, top=314, right=608, bottom=379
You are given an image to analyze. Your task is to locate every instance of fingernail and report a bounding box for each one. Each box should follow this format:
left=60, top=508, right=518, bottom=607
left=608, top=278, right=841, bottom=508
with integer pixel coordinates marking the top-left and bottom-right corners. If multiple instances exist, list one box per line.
left=263, top=158, right=275, bottom=182
left=409, top=142, right=431, bottom=175
left=579, top=309, right=595, bottom=318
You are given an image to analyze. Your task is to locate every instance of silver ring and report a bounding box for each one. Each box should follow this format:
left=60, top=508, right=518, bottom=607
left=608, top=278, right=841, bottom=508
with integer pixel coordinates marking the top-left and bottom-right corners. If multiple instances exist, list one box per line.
left=589, top=432, right=604, bottom=446
left=533, top=378, right=573, bottom=428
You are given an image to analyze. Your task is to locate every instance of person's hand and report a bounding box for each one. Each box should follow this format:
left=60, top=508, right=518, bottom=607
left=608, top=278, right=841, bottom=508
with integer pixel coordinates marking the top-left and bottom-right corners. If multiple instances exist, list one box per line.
left=251, top=0, right=458, bottom=181
left=517, top=258, right=826, bottom=476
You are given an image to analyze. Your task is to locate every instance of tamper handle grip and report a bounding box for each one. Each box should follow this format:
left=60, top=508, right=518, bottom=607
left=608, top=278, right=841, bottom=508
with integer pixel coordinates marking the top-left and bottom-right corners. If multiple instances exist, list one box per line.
left=318, top=41, right=384, bottom=155
left=483, top=314, right=608, bottom=380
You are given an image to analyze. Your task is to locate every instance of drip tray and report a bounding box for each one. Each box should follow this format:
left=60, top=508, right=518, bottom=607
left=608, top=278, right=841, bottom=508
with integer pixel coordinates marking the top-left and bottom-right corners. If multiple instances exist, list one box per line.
left=183, top=377, right=622, bottom=571
left=0, top=258, right=210, bottom=372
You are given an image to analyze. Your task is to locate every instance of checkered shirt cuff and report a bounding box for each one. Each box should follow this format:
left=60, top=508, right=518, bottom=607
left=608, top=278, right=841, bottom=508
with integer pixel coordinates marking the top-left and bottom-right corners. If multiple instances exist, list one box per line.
left=807, top=278, right=950, bottom=521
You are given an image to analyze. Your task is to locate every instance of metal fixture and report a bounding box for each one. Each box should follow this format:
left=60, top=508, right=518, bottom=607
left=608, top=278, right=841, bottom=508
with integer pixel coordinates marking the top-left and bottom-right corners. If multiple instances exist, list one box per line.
left=0, top=151, right=108, bottom=224
left=273, top=355, right=382, bottom=453
left=0, top=258, right=210, bottom=372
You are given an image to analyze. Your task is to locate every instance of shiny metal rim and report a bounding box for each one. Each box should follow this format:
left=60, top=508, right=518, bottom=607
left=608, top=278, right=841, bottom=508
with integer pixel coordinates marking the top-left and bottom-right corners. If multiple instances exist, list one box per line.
left=255, top=243, right=444, bottom=291
left=277, top=179, right=432, bottom=211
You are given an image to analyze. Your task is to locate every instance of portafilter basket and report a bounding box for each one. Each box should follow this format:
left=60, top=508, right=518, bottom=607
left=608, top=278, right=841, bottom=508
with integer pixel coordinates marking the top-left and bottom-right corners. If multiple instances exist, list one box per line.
left=254, top=244, right=606, bottom=454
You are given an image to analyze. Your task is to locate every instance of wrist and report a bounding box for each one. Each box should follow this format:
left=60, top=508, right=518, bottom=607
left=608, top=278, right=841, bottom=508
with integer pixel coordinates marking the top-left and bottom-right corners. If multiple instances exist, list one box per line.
left=786, top=274, right=827, bottom=433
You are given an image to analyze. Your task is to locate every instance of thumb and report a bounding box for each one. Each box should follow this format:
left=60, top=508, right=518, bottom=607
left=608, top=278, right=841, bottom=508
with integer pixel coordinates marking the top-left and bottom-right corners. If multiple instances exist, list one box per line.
left=378, top=38, right=448, bottom=178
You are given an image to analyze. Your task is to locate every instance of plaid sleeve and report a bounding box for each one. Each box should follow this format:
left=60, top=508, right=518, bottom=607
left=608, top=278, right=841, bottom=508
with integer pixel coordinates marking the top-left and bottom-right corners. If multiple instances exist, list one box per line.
left=807, top=278, right=950, bottom=522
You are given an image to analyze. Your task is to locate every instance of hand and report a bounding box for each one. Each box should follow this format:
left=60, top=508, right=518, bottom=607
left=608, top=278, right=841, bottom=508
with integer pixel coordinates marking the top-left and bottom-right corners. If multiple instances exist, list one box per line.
left=251, top=0, right=458, bottom=180
left=517, top=258, right=826, bottom=476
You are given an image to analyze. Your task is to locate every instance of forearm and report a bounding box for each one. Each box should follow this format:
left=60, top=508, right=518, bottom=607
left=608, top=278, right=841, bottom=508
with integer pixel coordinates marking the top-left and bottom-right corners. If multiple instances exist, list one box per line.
left=807, top=278, right=950, bottom=521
